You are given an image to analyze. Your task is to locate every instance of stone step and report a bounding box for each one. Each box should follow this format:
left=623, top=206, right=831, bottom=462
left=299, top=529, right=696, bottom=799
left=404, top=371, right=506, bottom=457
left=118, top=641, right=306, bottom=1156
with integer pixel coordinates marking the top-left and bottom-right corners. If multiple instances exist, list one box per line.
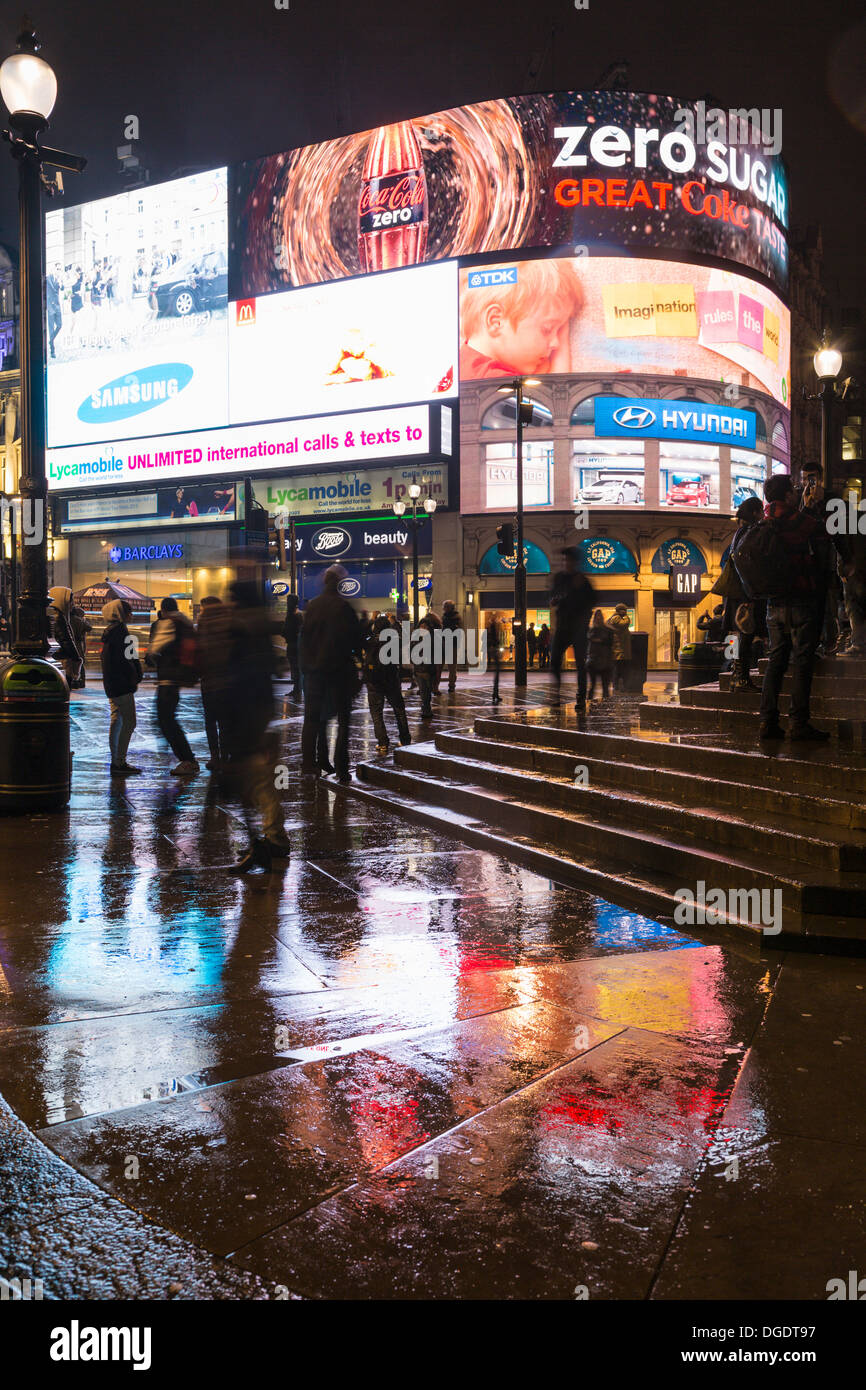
left=434, top=730, right=866, bottom=834
left=472, top=716, right=866, bottom=797
left=639, top=698, right=866, bottom=746
left=680, top=684, right=865, bottom=719
left=350, top=758, right=866, bottom=941
left=719, top=671, right=865, bottom=697
left=398, top=742, right=866, bottom=874
left=758, top=655, right=866, bottom=677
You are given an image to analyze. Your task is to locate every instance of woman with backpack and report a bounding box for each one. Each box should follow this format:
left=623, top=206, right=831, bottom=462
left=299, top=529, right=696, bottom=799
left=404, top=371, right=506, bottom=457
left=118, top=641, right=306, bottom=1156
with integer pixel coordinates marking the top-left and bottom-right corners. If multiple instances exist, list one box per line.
left=586, top=609, right=615, bottom=700
left=147, top=597, right=199, bottom=775
left=721, top=496, right=764, bottom=690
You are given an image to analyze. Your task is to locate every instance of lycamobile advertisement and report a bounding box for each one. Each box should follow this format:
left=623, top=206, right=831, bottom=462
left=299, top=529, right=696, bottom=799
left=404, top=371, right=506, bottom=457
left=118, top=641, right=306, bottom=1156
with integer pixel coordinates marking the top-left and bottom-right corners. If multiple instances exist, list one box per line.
left=47, top=405, right=431, bottom=491
left=459, top=255, right=790, bottom=406
left=229, top=261, right=457, bottom=425
left=253, top=463, right=448, bottom=518
left=231, top=90, right=788, bottom=298
left=45, top=169, right=229, bottom=448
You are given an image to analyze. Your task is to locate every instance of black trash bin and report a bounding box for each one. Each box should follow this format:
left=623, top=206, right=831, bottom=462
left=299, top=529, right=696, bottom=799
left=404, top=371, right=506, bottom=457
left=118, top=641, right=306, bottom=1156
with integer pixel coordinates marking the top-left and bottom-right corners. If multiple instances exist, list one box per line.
left=0, top=658, right=71, bottom=812
left=677, top=641, right=725, bottom=692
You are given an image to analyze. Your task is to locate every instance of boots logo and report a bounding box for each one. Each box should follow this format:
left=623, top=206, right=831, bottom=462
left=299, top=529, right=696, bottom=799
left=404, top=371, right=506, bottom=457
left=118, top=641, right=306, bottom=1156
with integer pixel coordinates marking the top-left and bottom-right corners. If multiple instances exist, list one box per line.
left=612, top=404, right=656, bottom=429
left=338, top=577, right=361, bottom=597
left=78, top=363, right=193, bottom=424
left=311, top=526, right=351, bottom=557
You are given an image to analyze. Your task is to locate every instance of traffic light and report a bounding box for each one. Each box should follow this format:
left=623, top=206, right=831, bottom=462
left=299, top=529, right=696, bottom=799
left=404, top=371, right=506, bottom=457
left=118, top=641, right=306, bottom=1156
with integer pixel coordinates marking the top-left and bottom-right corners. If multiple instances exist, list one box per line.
left=267, top=513, right=287, bottom=569
left=496, top=522, right=514, bottom=556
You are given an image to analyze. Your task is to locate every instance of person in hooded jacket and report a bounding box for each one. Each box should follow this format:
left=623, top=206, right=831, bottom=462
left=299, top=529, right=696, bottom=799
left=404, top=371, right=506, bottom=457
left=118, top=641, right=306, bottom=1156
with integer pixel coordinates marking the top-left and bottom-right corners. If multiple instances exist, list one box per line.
left=586, top=609, right=614, bottom=700
left=607, top=604, right=633, bottom=691
left=100, top=599, right=142, bottom=774
left=48, top=586, right=86, bottom=688
left=221, top=581, right=290, bottom=873
left=364, top=614, right=411, bottom=753
left=147, top=597, right=199, bottom=774
left=300, top=565, right=363, bottom=781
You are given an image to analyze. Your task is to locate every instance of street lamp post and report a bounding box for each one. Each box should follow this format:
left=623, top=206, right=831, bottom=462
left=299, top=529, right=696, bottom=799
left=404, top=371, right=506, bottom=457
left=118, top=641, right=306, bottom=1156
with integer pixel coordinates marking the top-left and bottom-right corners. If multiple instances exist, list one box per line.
left=393, top=481, right=437, bottom=627
left=0, top=26, right=85, bottom=811
left=813, top=332, right=844, bottom=487
left=497, top=377, right=539, bottom=687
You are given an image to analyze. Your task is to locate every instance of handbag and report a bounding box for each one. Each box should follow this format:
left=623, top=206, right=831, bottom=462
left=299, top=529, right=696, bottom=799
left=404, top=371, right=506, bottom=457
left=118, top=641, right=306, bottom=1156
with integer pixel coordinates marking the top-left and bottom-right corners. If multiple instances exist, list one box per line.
left=710, top=558, right=737, bottom=598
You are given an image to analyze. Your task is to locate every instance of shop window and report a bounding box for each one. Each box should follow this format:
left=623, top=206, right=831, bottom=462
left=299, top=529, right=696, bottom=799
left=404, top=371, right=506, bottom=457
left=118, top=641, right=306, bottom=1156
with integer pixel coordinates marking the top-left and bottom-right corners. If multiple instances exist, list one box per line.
left=481, top=396, right=552, bottom=429
left=659, top=441, right=720, bottom=510
left=570, top=394, right=627, bottom=426
left=730, top=448, right=768, bottom=510
left=573, top=439, right=645, bottom=508
left=484, top=440, right=554, bottom=510
left=771, top=420, right=789, bottom=451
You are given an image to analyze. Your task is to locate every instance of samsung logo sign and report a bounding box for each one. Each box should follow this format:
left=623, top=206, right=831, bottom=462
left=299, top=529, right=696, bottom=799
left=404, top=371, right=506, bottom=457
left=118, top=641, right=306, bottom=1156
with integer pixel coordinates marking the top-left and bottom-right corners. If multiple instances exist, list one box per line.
left=596, top=396, right=756, bottom=448
left=468, top=267, right=518, bottom=288
left=78, top=364, right=193, bottom=424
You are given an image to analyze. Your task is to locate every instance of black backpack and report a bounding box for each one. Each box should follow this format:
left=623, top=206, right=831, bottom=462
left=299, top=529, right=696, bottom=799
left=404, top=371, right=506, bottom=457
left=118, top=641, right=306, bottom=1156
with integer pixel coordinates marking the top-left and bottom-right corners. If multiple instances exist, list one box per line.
left=731, top=519, right=799, bottom=600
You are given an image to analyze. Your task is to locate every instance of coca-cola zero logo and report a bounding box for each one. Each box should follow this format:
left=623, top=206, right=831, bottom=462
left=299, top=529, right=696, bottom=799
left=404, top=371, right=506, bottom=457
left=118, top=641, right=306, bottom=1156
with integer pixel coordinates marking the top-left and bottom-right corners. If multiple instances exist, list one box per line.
left=359, top=172, right=426, bottom=234
left=311, top=526, right=351, bottom=557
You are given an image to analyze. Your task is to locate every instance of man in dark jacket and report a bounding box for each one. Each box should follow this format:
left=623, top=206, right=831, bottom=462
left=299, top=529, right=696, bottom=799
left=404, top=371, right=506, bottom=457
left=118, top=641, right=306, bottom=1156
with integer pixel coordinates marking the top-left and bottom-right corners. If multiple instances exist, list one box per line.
left=147, top=597, right=199, bottom=774
left=300, top=565, right=363, bottom=780
left=196, top=596, right=231, bottom=771
left=283, top=594, right=302, bottom=698
left=438, top=600, right=462, bottom=692
left=364, top=615, right=411, bottom=753
left=100, top=599, right=142, bottom=774
left=550, top=548, right=595, bottom=711
left=758, top=472, right=830, bottom=741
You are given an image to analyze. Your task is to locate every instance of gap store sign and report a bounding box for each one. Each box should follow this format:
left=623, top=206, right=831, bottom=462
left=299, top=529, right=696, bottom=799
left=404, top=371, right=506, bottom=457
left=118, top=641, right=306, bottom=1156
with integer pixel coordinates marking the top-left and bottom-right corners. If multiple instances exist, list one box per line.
left=595, top=397, right=755, bottom=448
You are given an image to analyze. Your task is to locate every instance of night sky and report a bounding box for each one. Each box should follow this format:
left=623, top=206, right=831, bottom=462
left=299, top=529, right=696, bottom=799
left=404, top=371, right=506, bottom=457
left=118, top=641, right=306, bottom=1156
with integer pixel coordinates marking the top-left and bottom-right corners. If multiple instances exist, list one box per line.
left=1, top=0, right=863, bottom=315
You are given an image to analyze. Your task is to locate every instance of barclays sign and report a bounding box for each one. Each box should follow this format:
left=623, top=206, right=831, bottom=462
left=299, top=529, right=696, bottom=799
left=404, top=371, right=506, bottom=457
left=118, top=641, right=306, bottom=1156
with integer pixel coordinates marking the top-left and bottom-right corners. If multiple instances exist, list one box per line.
left=595, top=396, right=756, bottom=449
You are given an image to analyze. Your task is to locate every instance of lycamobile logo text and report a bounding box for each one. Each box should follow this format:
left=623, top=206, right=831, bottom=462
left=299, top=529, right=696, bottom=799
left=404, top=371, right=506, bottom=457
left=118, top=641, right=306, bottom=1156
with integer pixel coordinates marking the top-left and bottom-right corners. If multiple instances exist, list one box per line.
left=77, top=363, right=193, bottom=424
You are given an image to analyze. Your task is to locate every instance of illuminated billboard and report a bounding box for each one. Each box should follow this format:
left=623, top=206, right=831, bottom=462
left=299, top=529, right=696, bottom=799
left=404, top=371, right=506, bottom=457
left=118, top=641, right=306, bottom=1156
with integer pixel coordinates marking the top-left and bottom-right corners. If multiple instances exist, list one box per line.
left=459, top=255, right=790, bottom=406
left=231, top=91, right=788, bottom=298
left=45, top=169, right=229, bottom=448
left=228, top=261, right=457, bottom=424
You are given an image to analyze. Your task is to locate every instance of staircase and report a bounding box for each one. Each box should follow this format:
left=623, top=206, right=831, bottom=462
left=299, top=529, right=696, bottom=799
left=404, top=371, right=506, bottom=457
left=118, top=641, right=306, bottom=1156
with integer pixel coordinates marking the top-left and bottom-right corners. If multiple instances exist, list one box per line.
left=343, top=657, right=866, bottom=947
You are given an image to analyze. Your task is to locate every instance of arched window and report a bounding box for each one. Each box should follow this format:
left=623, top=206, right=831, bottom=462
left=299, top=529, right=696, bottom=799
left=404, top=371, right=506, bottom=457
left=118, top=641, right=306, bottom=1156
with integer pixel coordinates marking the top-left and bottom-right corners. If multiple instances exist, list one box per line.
left=754, top=412, right=767, bottom=443
left=481, top=396, right=552, bottom=429
left=772, top=419, right=789, bottom=451
left=570, top=394, right=626, bottom=425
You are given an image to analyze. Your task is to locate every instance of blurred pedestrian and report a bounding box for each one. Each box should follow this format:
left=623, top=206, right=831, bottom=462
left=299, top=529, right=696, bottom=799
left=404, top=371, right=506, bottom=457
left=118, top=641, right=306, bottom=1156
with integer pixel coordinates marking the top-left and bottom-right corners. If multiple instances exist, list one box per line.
left=440, top=600, right=462, bottom=692
left=364, top=614, right=411, bottom=753
left=147, top=597, right=199, bottom=775
left=586, top=608, right=614, bottom=700
left=222, top=581, right=290, bottom=873
left=550, top=549, right=594, bottom=711
left=538, top=623, right=550, bottom=669
left=100, top=599, right=142, bottom=774
left=69, top=602, right=92, bottom=686
left=196, top=596, right=231, bottom=771
left=722, top=496, right=764, bottom=689
left=300, top=565, right=362, bottom=781
left=486, top=615, right=502, bottom=703
left=607, top=604, right=633, bottom=691
left=412, top=610, right=440, bottom=719
left=526, top=622, right=538, bottom=667
left=283, top=593, right=302, bottom=698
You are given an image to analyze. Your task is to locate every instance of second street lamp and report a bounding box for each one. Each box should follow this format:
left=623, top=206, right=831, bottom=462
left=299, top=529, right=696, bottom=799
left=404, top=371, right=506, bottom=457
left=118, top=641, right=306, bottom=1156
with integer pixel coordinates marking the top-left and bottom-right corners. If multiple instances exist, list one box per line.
left=813, top=331, right=844, bottom=488
left=497, top=377, right=539, bottom=687
left=394, top=483, right=436, bottom=627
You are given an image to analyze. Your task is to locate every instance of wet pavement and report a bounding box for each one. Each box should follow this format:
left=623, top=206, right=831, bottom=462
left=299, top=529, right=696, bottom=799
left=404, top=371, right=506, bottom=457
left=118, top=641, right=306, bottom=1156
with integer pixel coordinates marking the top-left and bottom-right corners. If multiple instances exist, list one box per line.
left=0, top=671, right=863, bottom=1299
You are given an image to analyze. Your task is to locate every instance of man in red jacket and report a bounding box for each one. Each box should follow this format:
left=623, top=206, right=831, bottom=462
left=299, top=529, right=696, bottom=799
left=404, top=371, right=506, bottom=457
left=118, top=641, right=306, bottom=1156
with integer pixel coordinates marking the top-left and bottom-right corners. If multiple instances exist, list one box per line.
left=758, top=473, right=830, bottom=742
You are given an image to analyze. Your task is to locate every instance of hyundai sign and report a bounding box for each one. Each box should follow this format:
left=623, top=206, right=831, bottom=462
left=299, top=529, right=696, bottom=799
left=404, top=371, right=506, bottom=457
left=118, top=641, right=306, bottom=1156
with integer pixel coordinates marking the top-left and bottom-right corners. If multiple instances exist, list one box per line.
left=595, top=396, right=756, bottom=448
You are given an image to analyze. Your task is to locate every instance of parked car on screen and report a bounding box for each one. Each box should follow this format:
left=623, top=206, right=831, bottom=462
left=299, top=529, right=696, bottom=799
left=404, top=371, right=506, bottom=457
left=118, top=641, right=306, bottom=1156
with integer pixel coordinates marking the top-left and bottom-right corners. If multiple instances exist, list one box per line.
left=732, top=483, right=760, bottom=509
left=150, top=249, right=228, bottom=318
left=666, top=475, right=711, bottom=506
left=578, top=474, right=644, bottom=505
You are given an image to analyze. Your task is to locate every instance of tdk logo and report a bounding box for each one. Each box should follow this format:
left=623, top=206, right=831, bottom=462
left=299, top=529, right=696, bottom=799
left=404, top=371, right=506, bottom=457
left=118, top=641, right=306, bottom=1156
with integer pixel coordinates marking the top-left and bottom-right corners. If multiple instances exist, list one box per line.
left=613, top=405, right=657, bottom=429
left=468, top=267, right=518, bottom=289
left=78, top=363, right=193, bottom=424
